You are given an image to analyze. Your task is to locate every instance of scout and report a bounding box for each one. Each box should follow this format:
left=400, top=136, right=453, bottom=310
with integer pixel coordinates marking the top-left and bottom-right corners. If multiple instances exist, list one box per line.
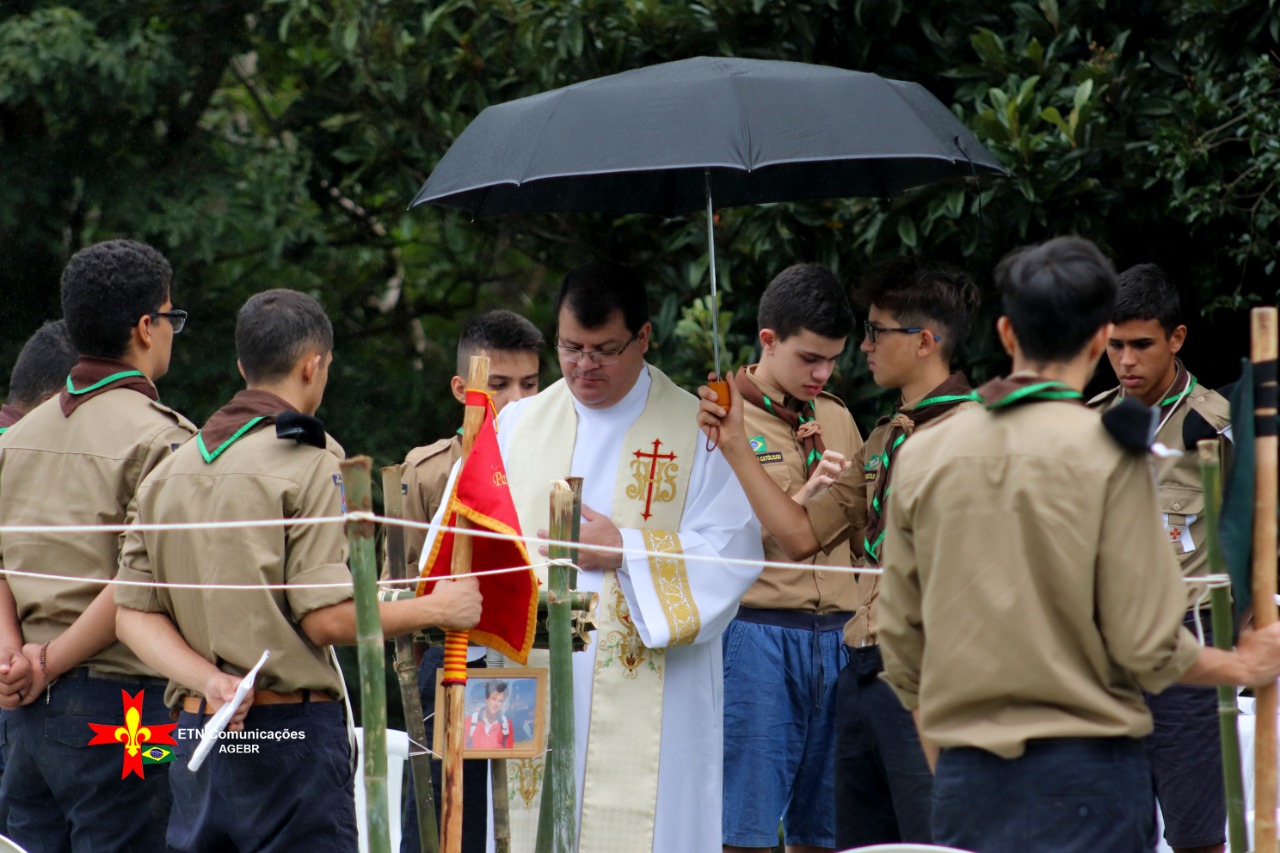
left=0, top=239, right=195, bottom=852
left=876, top=236, right=1280, bottom=853
left=114, top=289, right=482, bottom=852
left=696, top=263, right=864, bottom=853
left=1089, top=264, right=1232, bottom=853
left=395, top=308, right=542, bottom=853
left=0, top=319, right=79, bottom=434
left=835, top=257, right=981, bottom=848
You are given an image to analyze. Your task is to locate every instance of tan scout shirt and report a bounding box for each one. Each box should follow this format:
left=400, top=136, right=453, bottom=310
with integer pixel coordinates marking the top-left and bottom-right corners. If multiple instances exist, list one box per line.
left=738, top=368, right=864, bottom=613
left=0, top=389, right=194, bottom=677
left=395, top=434, right=462, bottom=579
left=844, top=398, right=978, bottom=648
left=116, top=424, right=353, bottom=708
left=1089, top=378, right=1230, bottom=605
left=877, top=400, right=1201, bottom=759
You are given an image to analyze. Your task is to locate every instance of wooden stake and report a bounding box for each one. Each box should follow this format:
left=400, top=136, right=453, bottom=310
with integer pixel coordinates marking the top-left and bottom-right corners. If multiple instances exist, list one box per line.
left=342, top=457, right=391, bottom=853
left=1199, top=440, right=1248, bottom=853
left=441, top=356, right=489, bottom=853
left=1251, top=307, right=1278, bottom=851
left=535, top=479, right=579, bottom=853
left=381, top=465, right=440, bottom=853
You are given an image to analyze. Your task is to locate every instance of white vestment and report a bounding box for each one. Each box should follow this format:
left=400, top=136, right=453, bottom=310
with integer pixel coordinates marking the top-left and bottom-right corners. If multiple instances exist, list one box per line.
left=497, top=365, right=763, bottom=853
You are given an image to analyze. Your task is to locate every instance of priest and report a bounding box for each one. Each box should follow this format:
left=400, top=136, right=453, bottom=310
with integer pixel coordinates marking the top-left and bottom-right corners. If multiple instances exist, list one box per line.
left=496, top=260, right=764, bottom=853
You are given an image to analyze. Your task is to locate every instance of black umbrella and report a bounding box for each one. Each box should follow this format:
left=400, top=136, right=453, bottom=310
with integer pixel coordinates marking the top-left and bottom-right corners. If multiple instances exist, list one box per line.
left=411, top=56, right=1005, bottom=379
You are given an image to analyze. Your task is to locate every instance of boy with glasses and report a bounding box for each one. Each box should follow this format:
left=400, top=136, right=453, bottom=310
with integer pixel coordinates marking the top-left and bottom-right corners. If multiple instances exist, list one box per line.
left=0, top=239, right=196, bottom=851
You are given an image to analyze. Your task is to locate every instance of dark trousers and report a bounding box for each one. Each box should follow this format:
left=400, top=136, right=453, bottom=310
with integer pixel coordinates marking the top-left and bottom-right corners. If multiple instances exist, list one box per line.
left=401, top=647, right=488, bottom=853
left=168, top=700, right=357, bottom=852
left=833, top=644, right=933, bottom=847
left=932, top=737, right=1157, bottom=853
left=0, top=669, right=173, bottom=853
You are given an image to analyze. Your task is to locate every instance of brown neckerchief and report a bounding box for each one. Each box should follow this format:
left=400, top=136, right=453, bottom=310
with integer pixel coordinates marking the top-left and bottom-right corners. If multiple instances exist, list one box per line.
left=863, top=372, right=979, bottom=565
left=59, top=356, right=158, bottom=417
left=0, top=404, right=22, bottom=430
left=198, top=389, right=299, bottom=458
left=734, top=365, right=827, bottom=476
left=976, top=372, right=1084, bottom=411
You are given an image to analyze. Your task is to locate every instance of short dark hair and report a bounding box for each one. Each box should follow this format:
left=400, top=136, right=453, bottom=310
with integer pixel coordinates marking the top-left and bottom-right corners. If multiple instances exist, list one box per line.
left=1113, top=264, right=1182, bottom=335
left=9, top=320, right=78, bottom=411
left=235, top=289, right=334, bottom=383
left=60, top=240, right=172, bottom=359
left=855, top=257, right=981, bottom=362
left=757, top=264, right=854, bottom=341
left=485, top=680, right=509, bottom=699
left=554, top=261, right=649, bottom=335
left=995, top=237, right=1117, bottom=363
left=456, top=310, right=545, bottom=376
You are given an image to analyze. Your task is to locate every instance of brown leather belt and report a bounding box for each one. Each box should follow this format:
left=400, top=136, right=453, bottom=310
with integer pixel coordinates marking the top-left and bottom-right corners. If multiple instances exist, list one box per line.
left=181, top=688, right=335, bottom=715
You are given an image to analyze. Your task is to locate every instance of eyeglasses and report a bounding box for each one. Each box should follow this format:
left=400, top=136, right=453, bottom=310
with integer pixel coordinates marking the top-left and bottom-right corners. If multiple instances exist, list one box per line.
left=555, top=333, right=638, bottom=366
left=149, top=310, right=189, bottom=334
left=863, top=321, right=940, bottom=343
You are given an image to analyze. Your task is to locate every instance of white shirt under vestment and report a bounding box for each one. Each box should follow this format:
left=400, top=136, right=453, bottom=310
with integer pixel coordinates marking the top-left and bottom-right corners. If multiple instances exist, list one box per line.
left=497, top=365, right=763, bottom=853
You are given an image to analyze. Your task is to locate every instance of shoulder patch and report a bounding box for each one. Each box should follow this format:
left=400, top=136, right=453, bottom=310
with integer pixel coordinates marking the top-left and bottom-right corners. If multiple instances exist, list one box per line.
left=332, top=473, right=347, bottom=512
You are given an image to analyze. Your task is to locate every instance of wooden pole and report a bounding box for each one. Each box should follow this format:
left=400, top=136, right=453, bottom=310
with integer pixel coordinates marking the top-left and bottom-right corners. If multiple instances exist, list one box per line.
left=381, top=464, right=440, bottom=853
left=342, top=456, right=391, bottom=853
left=1199, top=439, right=1249, bottom=853
left=441, top=356, right=489, bottom=853
left=535, top=479, right=580, bottom=853
left=1251, top=307, right=1279, bottom=851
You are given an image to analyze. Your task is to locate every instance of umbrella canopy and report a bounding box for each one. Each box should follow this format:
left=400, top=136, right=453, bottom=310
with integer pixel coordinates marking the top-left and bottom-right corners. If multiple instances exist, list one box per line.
left=410, top=56, right=1005, bottom=217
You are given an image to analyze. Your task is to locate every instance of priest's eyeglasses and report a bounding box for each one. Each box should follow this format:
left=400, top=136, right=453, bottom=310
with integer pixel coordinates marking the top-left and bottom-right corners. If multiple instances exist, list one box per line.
left=555, top=333, right=638, bottom=366
left=149, top=310, right=189, bottom=334
left=863, top=321, right=940, bottom=343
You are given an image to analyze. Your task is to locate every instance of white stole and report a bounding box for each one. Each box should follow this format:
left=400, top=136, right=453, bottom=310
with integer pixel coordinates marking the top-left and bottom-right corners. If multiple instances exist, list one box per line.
left=502, top=365, right=699, bottom=853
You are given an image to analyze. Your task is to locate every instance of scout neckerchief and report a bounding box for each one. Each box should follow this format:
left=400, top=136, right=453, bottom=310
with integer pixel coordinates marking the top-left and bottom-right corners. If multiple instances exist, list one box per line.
left=197, top=389, right=326, bottom=463
left=502, top=366, right=699, bottom=853
left=862, top=372, right=979, bottom=565
left=734, top=365, right=826, bottom=476
left=59, top=356, right=158, bottom=416
left=0, top=403, right=22, bottom=434
left=977, top=372, right=1084, bottom=410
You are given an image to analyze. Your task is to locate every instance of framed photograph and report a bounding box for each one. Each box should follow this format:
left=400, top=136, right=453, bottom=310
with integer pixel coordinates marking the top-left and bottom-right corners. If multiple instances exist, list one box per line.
left=433, top=667, right=547, bottom=759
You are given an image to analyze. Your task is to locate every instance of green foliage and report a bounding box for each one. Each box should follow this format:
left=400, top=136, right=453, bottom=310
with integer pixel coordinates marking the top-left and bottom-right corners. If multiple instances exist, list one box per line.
left=2, top=0, right=1277, bottom=449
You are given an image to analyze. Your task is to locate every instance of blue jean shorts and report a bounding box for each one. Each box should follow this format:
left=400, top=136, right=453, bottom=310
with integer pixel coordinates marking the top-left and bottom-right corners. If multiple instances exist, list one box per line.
left=722, top=609, right=848, bottom=848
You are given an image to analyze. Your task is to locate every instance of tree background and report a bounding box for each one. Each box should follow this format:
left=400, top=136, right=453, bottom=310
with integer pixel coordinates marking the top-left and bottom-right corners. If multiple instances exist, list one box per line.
left=3, top=0, right=1277, bottom=457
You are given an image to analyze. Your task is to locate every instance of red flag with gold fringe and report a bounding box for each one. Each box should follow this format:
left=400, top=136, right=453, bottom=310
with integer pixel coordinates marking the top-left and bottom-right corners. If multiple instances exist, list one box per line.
left=417, top=393, right=538, bottom=664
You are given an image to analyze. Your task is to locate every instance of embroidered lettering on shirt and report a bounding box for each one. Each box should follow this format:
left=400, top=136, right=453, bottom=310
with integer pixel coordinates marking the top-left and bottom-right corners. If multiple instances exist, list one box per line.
left=755, top=451, right=784, bottom=465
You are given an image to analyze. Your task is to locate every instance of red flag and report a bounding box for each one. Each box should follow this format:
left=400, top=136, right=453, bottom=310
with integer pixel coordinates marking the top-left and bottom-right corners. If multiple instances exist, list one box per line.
left=417, top=393, right=538, bottom=664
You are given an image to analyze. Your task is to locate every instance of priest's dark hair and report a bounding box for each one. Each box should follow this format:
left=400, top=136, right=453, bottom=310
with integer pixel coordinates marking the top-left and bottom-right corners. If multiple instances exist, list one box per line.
left=60, top=239, right=172, bottom=359
left=235, top=289, right=334, bottom=383
left=1113, top=264, right=1182, bottom=335
left=855, top=256, right=981, bottom=363
left=456, top=310, right=545, bottom=376
left=556, top=261, right=649, bottom=335
left=8, top=320, right=78, bottom=413
left=758, top=263, right=853, bottom=342
left=996, top=236, right=1116, bottom=363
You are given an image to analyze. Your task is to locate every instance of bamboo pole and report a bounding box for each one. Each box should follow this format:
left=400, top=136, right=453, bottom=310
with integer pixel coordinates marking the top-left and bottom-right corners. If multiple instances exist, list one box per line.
left=535, top=479, right=579, bottom=853
left=381, top=464, right=440, bottom=853
left=1251, top=307, right=1279, bottom=851
left=1199, top=439, right=1249, bottom=853
left=441, top=356, right=489, bottom=853
left=343, top=456, right=391, bottom=853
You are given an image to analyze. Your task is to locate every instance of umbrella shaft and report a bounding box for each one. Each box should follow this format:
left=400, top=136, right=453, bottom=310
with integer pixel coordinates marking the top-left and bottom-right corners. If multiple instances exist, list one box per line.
left=704, top=171, right=721, bottom=379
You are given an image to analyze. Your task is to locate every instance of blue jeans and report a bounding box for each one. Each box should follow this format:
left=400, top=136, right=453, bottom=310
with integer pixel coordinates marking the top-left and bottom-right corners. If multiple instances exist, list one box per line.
left=933, top=737, right=1157, bottom=853
left=833, top=644, right=933, bottom=847
left=0, top=668, right=173, bottom=853
left=721, top=610, right=846, bottom=849
left=168, top=699, right=357, bottom=852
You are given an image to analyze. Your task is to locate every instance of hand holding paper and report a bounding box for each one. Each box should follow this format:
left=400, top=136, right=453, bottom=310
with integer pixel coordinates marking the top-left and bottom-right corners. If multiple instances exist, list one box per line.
left=188, top=650, right=268, bottom=773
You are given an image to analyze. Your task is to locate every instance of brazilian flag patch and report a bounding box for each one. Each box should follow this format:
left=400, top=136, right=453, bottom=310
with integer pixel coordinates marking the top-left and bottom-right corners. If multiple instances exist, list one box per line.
left=141, top=745, right=175, bottom=765
left=748, top=435, right=766, bottom=453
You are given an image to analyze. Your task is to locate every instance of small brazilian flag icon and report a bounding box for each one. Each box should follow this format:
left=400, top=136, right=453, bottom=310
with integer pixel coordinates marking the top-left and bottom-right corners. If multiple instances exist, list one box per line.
left=141, top=745, right=175, bottom=765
